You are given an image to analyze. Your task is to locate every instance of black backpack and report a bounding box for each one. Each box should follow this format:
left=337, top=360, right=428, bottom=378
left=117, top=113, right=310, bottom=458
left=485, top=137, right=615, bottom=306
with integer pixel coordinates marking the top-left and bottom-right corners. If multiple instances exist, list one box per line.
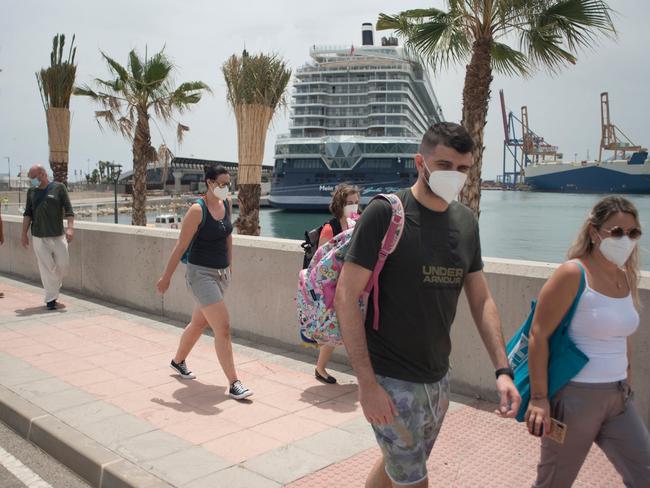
left=300, top=217, right=343, bottom=269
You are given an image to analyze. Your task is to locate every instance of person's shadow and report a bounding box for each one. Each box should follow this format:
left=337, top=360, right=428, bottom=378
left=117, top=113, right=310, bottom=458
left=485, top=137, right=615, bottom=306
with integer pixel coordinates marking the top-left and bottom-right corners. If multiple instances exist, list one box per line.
left=301, top=383, right=359, bottom=413
left=151, top=377, right=252, bottom=415
left=14, top=303, right=67, bottom=317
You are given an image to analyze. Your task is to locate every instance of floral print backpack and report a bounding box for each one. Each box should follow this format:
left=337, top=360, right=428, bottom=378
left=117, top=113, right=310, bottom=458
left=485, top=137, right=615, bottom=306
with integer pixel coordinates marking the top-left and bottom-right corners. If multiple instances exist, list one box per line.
left=296, top=194, right=405, bottom=346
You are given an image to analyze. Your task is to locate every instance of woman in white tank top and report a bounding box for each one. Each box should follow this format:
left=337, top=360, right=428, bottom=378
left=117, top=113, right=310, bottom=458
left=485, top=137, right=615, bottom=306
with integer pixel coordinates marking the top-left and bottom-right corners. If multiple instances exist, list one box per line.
left=526, top=196, right=649, bottom=487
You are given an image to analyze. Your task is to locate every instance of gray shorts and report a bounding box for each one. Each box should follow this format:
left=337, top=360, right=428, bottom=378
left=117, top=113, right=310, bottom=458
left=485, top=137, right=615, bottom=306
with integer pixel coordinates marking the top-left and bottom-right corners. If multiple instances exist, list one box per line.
left=185, top=263, right=230, bottom=307
left=371, top=373, right=450, bottom=485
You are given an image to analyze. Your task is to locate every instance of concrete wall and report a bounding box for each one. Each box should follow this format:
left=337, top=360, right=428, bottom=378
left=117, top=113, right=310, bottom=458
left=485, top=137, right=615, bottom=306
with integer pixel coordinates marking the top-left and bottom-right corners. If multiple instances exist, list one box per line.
left=1, top=215, right=648, bottom=428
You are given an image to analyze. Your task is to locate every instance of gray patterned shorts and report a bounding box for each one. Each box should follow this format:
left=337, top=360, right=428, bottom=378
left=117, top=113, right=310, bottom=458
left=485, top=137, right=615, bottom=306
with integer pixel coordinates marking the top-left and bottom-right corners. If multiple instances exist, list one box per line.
left=371, top=373, right=450, bottom=485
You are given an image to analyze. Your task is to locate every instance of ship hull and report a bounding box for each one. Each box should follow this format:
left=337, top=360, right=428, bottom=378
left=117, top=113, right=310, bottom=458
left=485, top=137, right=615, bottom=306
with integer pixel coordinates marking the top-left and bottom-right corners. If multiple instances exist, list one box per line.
left=525, top=161, right=650, bottom=194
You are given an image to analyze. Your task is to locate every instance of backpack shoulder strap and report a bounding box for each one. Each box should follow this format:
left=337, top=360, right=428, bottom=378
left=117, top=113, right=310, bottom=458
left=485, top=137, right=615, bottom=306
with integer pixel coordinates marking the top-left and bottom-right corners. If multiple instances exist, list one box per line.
left=363, top=193, right=406, bottom=331
left=329, top=217, right=343, bottom=237
left=196, top=198, right=207, bottom=229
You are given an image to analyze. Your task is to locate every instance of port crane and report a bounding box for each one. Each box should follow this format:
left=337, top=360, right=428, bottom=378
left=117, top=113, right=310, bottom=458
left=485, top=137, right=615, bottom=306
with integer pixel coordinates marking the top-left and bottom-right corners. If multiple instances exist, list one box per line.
left=599, top=92, right=646, bottom=162
left=499, top=90, right=558, bottom=188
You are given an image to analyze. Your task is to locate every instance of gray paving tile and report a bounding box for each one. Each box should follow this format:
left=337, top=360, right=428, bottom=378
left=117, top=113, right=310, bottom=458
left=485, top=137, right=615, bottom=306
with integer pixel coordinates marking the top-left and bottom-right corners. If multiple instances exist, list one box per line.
left=145, top=446, right=232, bottom=486
left=115, top=430, right=192, bottom=463
left=337, top=415, right=375, bottom=438
left=292, top=426, right=376, bottom=464
left=10, top=377, right=73, bottom=400
left=243, top=444, right=332, bottom=484
left=186, top=465, right=281, bottom=488
left=56, top=400, right=125, bottom=427
left=76, top=413, right=156, bottom=448
left=29, top=387, right=97, bottom=413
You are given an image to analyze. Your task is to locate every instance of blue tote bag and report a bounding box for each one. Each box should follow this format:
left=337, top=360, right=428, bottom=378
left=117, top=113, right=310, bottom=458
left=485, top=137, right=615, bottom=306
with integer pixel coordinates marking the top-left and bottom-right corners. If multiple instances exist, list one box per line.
left=506, top=262, right=589, bottom=422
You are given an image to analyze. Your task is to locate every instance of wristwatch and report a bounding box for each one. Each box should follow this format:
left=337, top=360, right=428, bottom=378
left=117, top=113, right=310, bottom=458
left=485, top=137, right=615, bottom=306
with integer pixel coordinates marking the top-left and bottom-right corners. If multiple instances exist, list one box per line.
left=495, top=367, right=514, bottom=380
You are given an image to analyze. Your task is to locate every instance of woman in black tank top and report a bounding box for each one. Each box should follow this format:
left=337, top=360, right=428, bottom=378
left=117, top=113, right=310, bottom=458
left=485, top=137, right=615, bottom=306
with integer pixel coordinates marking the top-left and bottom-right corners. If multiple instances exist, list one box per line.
left=156, top=165, right=252, bottom=400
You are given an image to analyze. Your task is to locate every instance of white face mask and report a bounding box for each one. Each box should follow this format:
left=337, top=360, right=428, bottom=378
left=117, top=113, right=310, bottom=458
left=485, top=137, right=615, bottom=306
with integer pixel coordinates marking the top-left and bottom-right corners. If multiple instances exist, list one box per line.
left=212, top=185, right=229, bottom=200
left=598, top=235, right=636, bottom=267
left=343, top=204, right=359, bottom=218
left=424, top=164, right=467, bottom=204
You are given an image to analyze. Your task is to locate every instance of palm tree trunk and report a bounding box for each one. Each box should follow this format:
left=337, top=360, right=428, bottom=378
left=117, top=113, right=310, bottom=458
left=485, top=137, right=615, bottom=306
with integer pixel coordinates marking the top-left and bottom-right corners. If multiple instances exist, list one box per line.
left=46, top=108, right=71, bottom=186
left=131, top=109, right=155, bottom=226
left=234, top=104, right=273, bottom=235
left=459, top=36, right=493, bottom=217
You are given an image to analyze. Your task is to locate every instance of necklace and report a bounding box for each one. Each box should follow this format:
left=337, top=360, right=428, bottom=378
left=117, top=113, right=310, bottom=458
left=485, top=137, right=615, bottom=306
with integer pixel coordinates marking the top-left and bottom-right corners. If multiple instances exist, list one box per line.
left=591, top=257, right=623, bottom=289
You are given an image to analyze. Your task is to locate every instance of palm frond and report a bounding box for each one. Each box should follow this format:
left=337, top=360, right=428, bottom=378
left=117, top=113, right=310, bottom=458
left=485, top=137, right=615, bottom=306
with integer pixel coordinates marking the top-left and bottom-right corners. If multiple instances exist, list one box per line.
left=176, top=123, right=189, bottom=144
left=128, top=50, right=144, bottom=82
left=222, top=52, right=291, bottom=110
left=36, top=33, right=77, bottom=110
left=491, top=42, right=531, bottom=76
left=100, top=52, right=129, bottom=83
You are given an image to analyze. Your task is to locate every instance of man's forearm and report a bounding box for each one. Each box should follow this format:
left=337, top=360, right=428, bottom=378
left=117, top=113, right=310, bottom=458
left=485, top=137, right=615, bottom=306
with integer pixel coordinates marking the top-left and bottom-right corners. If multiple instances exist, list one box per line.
left=22, top=216, right=31, bottom=235
left=473, top=298, right=509, bottom=369
left=337, top=298, right=376, bottom=387
left=66, top=216, right=74, bottom=229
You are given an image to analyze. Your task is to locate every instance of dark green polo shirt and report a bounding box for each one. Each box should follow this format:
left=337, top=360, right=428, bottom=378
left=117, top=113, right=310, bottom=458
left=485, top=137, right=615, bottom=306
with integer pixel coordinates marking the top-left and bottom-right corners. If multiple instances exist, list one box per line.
left=24, top=182, right=74, bottom=237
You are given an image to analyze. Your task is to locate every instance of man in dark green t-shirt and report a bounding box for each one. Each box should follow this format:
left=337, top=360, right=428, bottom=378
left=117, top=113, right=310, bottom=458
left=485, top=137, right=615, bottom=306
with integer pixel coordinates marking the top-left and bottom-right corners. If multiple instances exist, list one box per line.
left=335, top=123, right=521, bottom=487
left=21, top=165, right=74, bottom=310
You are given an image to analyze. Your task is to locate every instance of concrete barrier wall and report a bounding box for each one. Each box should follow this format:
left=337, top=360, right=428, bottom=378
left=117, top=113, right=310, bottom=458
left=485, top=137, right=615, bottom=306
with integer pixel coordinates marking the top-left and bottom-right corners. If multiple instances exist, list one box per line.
left=1, top=215, right=648, bottom=428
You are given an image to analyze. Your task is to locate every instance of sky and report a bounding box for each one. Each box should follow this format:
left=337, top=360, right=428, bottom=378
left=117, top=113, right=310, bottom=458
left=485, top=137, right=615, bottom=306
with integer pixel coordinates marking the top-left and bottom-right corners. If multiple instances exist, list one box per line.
left=1, top=0, right=648, bottom=181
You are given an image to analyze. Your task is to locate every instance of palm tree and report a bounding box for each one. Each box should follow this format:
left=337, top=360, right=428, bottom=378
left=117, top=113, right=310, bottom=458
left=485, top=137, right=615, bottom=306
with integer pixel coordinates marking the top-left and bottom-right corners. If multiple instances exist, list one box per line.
left=75, top=48, right=209, bottom=225
left=377, top=1, right=615, bottom=215
left=222, top=50, right=291, bottom=235
left=36, top=34, right=77, bottom=186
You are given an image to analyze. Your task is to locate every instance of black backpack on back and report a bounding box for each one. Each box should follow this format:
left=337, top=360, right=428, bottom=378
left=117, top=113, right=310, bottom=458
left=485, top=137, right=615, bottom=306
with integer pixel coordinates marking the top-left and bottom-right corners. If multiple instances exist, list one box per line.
left=300, top=217, right=343, bottom=269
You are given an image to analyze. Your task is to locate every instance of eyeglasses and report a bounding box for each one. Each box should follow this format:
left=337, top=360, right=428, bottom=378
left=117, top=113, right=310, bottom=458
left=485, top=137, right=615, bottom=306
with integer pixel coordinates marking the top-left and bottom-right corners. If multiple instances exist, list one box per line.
left=602, top=226, right=643, bottom=240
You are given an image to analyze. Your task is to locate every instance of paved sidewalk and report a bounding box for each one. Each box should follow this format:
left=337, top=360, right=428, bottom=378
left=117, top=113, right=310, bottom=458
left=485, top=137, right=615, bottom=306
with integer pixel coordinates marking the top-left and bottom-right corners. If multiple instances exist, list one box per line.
left=0, top=275, right=625, bottom=487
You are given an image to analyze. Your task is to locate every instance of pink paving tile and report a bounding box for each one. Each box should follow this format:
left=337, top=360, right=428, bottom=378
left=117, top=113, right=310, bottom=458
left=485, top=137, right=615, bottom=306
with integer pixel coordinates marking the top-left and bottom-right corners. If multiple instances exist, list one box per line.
left=0, top=330, right=25, bottom=341
left=237, top=377, right=295, bottom=398
left=83, top=378, right=143, bottom=398
left=237, top=360, right=287, bottom=377
left=134, top=404, right=215, bottom=428
left=53, top=320, right=95, bottom=331
left=121, top=344, right=170, bottom=359
left=86, top=350, right=133, bottom=367
left=256, top=387, right=329, bottom=413
left=10, top=343, right=57, bottom=358
left=38, top=357, right=97, bottom=376
left=181, top=386, right=242, bottom=413
left=202, top=429, right=284, bottom=464
left=0, top=336, right=41, bottom=351
left=69, top=326, right=126, bottom=342
left=163, top=415, right=244, bottom=445
left=295, top=399, right=363, bottom=428
left=61, top=342, right=113, bottom=358
left=262, top=369, right=316, bottom=388
left=299, top=381, right=359, bottom=400
left=107, top=389, right=165, bottom=413
left=101, top=337, right=159, bottom=351
left=100, top=358, right=159, bottom=375
left=287, top=403, right=625, bottom=488
left=129, top=369, right=179, bottom=389
left=14, top=325, right=52, bottom=338
left=217, top=401, right=288, bottom=428
left=61, top=368, right=120, bottom=387
left=251, top=414, right=329, bottom=444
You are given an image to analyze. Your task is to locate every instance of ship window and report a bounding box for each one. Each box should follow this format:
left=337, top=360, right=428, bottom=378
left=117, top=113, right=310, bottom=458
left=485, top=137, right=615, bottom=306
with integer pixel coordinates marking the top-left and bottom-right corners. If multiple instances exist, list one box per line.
left=361, top=159, right=394, bottom=171
left=292, top=159, right=322, bottom=169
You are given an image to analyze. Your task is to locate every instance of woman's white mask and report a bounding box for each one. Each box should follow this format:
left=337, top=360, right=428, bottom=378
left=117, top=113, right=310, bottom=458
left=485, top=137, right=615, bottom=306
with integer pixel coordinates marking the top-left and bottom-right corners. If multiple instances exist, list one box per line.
left=212, top=185, right=229, bottom=200
left=343, top=204, right=359, bottom=218
left=598, top=235, right=636, bottom=267
left=424, top=164, right=467, bottom=203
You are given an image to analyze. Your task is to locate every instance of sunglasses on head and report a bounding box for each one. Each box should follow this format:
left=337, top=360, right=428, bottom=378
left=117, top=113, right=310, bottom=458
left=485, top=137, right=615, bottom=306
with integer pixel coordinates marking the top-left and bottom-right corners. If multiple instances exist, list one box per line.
left=602, top=226, right=642, bottom=240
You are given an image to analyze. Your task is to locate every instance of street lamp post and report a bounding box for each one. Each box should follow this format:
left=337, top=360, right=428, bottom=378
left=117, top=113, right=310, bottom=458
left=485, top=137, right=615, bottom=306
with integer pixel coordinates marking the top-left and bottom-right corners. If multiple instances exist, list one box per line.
left=3, top=156, right=9, bottom=190
left=107, top=163, right=123, bottom=224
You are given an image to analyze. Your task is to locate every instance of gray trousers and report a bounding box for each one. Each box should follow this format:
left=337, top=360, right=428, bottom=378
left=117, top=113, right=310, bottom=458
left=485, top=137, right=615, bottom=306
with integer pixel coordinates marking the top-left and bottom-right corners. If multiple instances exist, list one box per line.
left=534, top=381, right=650, bottom=488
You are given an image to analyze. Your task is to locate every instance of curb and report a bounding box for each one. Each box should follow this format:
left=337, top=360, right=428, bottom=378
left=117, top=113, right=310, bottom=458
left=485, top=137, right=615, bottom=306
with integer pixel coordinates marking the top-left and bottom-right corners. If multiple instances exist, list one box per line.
left=0, top=385, right=173, bottom=488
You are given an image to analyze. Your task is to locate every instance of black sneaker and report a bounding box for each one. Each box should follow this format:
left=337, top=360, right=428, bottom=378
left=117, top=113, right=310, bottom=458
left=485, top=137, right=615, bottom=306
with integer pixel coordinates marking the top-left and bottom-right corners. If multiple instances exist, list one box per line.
left=229, top=380, right=253, bottom=400
left=46, top=300, right=57, bottom=310
left=170, top=359, right=196, bottom=379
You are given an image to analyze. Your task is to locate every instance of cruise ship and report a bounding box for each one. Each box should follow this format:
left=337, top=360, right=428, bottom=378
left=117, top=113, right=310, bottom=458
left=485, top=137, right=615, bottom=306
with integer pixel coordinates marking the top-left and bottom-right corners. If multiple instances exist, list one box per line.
left=268, top=24, right=444, bottom=210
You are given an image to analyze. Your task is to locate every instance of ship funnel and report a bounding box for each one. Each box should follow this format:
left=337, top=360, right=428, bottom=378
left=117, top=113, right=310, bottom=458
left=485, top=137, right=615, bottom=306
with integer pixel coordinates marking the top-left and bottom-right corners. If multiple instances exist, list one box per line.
left=362, top=23, right=374, bottom=46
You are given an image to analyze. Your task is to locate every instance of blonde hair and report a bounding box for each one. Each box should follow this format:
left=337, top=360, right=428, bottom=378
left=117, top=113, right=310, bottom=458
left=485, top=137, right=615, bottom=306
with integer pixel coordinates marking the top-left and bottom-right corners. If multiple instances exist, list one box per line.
left=567, top=196, right=641, bottom=308
left=329, top=184, right=360, bottom=219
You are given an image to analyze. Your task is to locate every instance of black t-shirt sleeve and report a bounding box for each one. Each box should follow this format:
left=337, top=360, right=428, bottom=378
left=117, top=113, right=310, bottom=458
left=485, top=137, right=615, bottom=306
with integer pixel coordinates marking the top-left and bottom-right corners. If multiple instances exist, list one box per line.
left=23, top=189, right=33, bottom=218
left=468, top=218, right=483, bottom=273
left=59, top=184, right=74, bottom=217
left=345, top=198, right=392, bottom=271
